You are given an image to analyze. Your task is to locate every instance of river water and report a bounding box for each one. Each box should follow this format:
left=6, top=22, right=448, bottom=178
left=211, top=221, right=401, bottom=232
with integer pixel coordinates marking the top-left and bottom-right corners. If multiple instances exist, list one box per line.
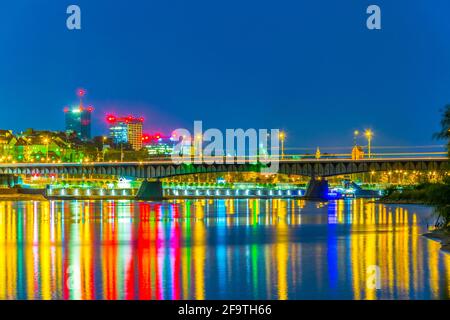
left=0, top=198, right=449, bottom=300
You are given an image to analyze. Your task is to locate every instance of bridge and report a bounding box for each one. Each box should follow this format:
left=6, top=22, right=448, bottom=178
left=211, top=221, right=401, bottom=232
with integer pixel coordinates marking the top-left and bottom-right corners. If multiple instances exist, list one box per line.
left=0, top=157, right=447, bottom=178
left=0, top=156, right=447, bottom=200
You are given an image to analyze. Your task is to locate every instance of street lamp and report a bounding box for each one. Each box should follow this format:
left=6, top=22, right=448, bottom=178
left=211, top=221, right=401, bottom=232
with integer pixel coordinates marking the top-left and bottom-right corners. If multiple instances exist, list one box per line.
left=353, top=130, right=359, bottom=146
left=102, top=136, right=108, bottom=161
left=279, top=131, right=286, bottom=160
left=364, top=129, right=373, bottom=159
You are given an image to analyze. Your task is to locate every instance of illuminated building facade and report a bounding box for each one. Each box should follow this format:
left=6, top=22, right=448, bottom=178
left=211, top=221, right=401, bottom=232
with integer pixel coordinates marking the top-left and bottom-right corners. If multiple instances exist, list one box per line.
left=351, top=145, right=365, bottom=160
left=0, top=130, right=17, bottom=162
left=144, top=139, right=174, bottom=156
left=64, top=106, right=93, bottom=141
left=109, top=120, right=128, bottom=145
left=127, top=120, right=143, bottom=151
left=0, top=129, right=83, bottom=163
left=106, top=115, right=144, bottom=150
left=142, top=134, right=175, bottom=156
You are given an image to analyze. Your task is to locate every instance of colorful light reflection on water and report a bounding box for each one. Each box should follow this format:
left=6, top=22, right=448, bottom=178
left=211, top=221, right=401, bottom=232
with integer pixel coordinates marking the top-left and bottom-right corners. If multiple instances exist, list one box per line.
left=0, top=199, right=449, bottom=300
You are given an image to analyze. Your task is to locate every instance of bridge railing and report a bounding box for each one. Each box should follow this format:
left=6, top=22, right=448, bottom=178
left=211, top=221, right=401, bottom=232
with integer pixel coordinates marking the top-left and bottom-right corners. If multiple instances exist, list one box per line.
left=0, top=152, right=447, bottom=166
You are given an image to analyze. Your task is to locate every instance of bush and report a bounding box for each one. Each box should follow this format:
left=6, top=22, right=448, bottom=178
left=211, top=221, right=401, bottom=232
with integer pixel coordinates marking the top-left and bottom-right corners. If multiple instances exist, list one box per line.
left=382, top=182, right=450, bottom=230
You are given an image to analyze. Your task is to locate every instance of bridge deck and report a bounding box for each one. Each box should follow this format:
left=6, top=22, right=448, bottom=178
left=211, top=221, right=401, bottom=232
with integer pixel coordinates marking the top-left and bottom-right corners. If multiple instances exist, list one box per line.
left=0, top=157, right=447, bottom=168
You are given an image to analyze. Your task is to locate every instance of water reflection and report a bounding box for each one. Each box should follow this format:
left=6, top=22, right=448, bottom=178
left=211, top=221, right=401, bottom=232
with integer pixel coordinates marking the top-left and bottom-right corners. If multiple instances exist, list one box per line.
left=0, top=199, right=449, bottom=300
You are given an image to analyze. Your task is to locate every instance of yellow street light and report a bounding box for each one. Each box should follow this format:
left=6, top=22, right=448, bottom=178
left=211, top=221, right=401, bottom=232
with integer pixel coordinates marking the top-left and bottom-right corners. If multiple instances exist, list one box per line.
left=364, top=129, right=373, bottom=158
left=370, top=170, right=375, bottom=184
left=353, top=130, right=359, bottom=146
left=279, top=131, right=286, bottom=160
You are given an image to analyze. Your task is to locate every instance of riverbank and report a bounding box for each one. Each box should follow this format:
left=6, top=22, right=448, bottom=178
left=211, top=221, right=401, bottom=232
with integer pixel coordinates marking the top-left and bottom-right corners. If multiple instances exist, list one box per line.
left=0, top=193, right=47, bottom=201
left=376, top=199, right=427, bottom=205
left=0, top=187, right=47, bottom=201
left=423, top=230, right=450, bottom=253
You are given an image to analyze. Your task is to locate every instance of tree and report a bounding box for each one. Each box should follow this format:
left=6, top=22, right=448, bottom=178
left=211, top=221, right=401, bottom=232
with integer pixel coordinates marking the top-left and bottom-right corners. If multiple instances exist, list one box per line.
left=434, top=104, right=450, bottom=158
left=433, top=104, right=450, bottom=230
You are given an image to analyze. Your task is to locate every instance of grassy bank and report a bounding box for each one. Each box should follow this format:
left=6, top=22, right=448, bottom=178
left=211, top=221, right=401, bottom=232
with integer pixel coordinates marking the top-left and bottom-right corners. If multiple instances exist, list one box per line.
left=382, top=182, right=449, bottom=203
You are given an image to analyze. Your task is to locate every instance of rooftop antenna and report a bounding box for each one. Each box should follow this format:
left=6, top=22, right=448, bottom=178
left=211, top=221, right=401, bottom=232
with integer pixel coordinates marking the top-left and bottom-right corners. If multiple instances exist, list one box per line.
left=77, top=88, right=86, bottom=110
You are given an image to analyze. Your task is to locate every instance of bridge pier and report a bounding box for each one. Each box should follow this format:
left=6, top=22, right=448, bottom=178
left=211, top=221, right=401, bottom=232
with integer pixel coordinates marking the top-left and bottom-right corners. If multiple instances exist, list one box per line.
left=0, top=174, right=19, bottom=188
left=304, top=177, right=329, bottom=201
left=136, top=180, right=164, bottom=200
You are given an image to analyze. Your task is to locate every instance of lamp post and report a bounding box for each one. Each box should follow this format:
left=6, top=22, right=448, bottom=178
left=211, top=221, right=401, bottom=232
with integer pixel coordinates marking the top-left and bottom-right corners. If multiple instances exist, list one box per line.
left=364, top=129, right=373, bottom=159
left=279, top=131, right=286, bottom=160
left=353, top=130, right=359, bottom=146
left=102, top=136, right=107, bottom=161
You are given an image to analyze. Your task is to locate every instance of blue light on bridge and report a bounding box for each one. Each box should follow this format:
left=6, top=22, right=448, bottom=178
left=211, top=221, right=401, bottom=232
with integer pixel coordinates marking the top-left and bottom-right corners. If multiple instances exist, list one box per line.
left=327, top=187, right=356, bottom=200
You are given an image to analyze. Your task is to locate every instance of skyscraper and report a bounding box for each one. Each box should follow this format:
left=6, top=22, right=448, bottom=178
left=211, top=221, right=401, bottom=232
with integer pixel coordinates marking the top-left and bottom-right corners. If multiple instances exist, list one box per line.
left=64, top=106, right=93, bottom=140
left=106, top=115, right=143, bottom=150
left=64, top=89, right=92, bottom=141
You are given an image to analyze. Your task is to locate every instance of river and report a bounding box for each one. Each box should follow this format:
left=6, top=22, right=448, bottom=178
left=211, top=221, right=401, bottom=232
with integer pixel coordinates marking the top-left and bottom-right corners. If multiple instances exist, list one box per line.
left=0, top=198, right=449, bottom=300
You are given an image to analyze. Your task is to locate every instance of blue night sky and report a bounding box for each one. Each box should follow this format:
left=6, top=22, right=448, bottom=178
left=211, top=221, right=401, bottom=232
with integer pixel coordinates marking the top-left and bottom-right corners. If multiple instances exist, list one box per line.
left=0, top=0, right=449, bottom=151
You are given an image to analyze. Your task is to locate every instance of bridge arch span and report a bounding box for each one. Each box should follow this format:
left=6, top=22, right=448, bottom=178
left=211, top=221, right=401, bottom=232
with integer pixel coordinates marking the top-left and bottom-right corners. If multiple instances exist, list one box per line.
left=0, top=158, right=446, bottom=180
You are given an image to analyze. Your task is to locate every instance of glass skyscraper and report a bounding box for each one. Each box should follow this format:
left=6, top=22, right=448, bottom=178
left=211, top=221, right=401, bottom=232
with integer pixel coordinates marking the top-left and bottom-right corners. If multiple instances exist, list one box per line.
left=64, top=105, right=93, bottom=140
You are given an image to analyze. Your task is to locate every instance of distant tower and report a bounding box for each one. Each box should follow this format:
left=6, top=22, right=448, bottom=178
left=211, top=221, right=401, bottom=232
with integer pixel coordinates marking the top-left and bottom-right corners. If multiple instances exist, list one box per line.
left=315, top=147, right=321, bottom=159
left=64, top=88, right=93, bottom=140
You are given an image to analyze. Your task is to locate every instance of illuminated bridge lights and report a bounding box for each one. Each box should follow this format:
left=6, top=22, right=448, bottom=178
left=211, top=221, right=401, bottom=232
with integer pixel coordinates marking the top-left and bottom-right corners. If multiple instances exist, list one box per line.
left=156, top=188, right=307, bottom=198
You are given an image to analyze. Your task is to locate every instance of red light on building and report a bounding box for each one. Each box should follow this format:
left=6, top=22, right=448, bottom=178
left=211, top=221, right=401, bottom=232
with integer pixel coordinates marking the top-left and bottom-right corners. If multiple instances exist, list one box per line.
left=142, top=133, right=151, bottom=143
left=106, top=115, right=117, bottom=124
left=77, top=88, right=86, bottom=97
left=155, top=133, right=161, bottom=140
left=138, top=117, right=144, bottom=122
left=63, top=106, right=69, bottom=113
left=86, top=106, right=94, bottom=112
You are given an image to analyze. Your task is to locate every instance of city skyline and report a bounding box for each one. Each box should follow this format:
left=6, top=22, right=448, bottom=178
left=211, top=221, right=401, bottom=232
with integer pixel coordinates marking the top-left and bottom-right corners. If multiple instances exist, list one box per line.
left=1, top=1, right=449, bottom=148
